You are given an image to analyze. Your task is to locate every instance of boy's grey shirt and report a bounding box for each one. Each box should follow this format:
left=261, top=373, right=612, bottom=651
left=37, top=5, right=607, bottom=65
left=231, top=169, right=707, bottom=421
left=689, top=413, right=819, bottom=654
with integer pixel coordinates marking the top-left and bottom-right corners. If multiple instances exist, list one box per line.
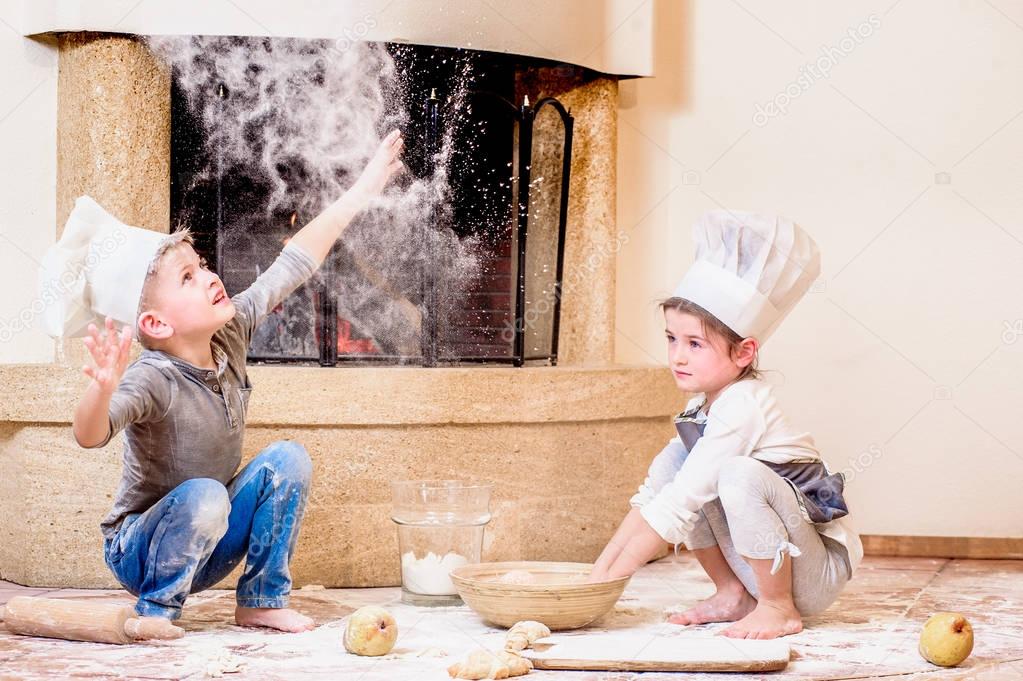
left=96, top=243, right=318, bottom=539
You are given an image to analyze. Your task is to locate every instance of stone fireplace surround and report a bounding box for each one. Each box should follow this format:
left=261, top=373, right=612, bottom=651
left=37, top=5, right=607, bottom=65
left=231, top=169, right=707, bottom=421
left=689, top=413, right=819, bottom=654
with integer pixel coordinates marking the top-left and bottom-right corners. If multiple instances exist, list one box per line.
left=0, top=31, right=679, bottom=588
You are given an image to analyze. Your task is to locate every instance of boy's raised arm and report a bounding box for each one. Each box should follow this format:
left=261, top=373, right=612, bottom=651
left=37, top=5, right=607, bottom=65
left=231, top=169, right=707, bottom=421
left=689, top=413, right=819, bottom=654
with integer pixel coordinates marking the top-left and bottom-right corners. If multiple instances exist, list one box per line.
left=289, top=130, right=404, bottom=267
left=228, top=130, right=405, bottom=343
left=73, top=318, right=133, bottom=448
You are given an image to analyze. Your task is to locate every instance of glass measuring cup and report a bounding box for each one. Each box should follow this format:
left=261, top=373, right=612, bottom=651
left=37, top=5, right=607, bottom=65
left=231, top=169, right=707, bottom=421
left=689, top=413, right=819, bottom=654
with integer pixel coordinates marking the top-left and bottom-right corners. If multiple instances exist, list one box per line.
left=391, top=480, right=492, bottom=606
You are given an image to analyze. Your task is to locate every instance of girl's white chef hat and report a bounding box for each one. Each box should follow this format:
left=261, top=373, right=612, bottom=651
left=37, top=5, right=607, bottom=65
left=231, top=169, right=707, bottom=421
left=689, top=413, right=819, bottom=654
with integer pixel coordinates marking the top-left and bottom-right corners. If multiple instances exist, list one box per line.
left=673, top=210, right=821, bottom=343
left=38, top=195, right=188, bottom=338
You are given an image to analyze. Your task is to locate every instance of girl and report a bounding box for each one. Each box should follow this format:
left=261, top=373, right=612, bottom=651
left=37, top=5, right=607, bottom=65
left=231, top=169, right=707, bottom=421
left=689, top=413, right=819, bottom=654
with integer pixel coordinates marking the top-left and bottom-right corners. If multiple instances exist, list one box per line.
left=590, top=210, right=862, bottom=640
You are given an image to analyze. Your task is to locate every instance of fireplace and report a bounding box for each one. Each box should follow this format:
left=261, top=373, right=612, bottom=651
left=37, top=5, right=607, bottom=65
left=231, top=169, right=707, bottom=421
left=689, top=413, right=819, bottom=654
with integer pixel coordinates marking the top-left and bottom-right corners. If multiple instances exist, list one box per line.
left=2, top=7, right=677, bottom=590
left=168, top=38, right=573, bottom=367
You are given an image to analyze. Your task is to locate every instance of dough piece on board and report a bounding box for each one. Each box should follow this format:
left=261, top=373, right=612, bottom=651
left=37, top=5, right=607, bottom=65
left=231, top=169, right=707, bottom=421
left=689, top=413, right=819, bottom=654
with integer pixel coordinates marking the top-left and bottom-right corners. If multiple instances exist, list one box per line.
left=447, top=649, right=532, bottom=679
left=504, top=620, right=551, bottom=652
left=447, top=650, right=509, bottom=679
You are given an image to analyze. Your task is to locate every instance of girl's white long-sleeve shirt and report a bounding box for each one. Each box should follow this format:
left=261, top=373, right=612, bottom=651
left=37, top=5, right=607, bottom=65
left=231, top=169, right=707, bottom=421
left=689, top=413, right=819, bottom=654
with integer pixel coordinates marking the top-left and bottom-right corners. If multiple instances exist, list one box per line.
left=632, top=378, right=863, bottom=576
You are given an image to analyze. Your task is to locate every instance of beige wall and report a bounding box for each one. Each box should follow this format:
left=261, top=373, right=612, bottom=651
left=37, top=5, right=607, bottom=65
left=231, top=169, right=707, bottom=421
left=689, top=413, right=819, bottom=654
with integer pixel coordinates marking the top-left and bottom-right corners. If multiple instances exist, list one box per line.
left=0, top=4, right=56, bottom=363
left=616, top=0, right=1023, bottom=537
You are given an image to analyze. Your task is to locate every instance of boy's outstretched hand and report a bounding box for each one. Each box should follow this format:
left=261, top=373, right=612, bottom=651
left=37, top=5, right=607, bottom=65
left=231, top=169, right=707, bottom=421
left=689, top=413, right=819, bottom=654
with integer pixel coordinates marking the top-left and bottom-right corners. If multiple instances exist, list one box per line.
left=289, top=130, right=405, bottom=266
left=350, top=130, right=405, bottom=208
left=82, top=317, right=133, bottom=393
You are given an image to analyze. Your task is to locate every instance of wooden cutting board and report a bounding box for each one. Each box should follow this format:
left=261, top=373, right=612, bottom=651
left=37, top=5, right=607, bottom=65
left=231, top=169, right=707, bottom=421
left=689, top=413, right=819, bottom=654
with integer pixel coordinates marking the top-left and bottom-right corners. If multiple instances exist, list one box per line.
left=522, top=635, right=791, bottom=672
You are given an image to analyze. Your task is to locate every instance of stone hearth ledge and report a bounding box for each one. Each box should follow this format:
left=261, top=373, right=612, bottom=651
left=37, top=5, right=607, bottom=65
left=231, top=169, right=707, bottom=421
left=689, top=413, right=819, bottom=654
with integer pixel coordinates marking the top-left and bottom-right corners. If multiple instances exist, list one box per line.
left=0, top=363, right=681, bottom=588
left=1, top=364, right=679, bottom=425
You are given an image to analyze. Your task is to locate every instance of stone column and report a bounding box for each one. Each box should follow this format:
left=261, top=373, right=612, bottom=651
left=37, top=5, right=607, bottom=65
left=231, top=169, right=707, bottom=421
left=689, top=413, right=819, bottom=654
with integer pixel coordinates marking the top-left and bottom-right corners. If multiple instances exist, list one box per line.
left=56, top=32, right=171, bottom=233
left=54, top=33, right=170, bottom=365
left=517, top=67, right=619, bottom=366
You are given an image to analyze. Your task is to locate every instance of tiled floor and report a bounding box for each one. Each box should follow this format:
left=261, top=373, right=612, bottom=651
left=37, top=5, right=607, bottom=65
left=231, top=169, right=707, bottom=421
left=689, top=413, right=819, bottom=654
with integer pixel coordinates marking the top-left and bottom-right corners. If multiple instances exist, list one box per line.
left=1, top=555, right=1021, bottom=680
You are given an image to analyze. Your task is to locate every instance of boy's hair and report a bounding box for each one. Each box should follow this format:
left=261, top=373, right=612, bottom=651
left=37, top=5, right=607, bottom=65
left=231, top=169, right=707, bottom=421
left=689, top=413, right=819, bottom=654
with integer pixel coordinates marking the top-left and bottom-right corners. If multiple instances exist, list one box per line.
left=661, top=296, right=761, bottom=381
left=136, top=229, right=195, bottom=350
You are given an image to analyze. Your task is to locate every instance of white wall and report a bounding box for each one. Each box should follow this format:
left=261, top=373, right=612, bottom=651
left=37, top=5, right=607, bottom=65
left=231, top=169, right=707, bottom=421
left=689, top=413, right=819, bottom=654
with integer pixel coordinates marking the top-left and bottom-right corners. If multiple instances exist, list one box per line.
left=616, top=0, right=1023, bottom=538
left=0, top=0, right=56, bottom=363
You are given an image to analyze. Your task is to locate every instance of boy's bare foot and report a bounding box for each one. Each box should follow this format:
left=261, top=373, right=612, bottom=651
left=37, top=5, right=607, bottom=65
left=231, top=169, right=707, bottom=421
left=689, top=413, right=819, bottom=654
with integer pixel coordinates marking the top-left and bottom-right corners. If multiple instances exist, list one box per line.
left=668, top=584, right=757, bottom=625
left=235, top=606, right=315, bottom=633
left=718, top=599, right=803, bottom=639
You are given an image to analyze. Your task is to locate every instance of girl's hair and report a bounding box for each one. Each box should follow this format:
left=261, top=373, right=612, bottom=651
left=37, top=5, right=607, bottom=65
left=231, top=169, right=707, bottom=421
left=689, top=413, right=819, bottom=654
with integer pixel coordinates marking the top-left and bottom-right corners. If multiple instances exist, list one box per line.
left=660, top=297, right=761, bottom=381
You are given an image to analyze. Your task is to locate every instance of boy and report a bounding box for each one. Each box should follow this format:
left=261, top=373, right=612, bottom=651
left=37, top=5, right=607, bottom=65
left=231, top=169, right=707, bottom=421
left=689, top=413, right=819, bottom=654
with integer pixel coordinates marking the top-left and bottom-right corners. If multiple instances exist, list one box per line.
left=41, top=131, right=404, bottom=635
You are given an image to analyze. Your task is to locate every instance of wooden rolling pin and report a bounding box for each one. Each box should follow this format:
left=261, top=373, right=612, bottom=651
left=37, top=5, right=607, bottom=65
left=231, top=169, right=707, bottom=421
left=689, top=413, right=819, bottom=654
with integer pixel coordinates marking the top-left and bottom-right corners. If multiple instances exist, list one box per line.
left=0, top=596, right=184, bottom=644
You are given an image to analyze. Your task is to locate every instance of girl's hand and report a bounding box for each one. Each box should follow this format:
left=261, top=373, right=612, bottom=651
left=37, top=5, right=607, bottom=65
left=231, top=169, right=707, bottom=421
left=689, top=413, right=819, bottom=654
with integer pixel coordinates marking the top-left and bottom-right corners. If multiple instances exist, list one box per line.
left=590, top=507, right=646, bottom=582
left=82, top=317, right=133, bottom=393
left=350, top=130, right=404, bottom=206
left=597, top=513, right=668, bottom=581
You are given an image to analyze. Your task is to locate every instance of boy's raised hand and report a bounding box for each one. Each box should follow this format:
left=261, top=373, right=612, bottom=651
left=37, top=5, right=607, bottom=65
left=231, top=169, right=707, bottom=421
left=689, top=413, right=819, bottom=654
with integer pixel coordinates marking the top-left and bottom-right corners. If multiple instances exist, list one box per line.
left=350, top=130, right=404, bottom=206
left=289, top=130, right=405, bottom=265
left=82, top=317, right=133, bottom=393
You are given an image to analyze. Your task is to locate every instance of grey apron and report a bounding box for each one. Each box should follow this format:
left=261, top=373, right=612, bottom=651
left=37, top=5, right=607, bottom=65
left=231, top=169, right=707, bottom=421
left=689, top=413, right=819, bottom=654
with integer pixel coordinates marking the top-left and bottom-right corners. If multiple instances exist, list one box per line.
left=674, top=408, right=849, bottom=525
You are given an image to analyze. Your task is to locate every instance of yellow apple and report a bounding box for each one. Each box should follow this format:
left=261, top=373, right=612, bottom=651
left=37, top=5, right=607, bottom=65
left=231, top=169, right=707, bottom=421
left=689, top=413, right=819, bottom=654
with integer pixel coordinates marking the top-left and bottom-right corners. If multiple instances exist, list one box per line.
left=918, top=612, right=973, bottom=667
left=343, top=606, right=398, bottom=657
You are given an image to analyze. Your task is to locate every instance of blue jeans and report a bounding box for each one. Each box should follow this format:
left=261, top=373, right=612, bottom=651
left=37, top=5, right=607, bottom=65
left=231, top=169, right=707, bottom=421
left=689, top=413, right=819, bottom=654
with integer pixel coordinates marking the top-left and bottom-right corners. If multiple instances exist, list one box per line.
left=104, top=441, right=312, bottom=619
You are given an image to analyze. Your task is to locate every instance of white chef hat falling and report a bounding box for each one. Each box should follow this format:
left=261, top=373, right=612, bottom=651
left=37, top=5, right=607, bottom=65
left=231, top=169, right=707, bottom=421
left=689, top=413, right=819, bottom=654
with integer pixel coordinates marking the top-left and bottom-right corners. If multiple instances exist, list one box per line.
left=38, top=195, right=190, bottom=338
left=673, top=210, right=821, bottom=343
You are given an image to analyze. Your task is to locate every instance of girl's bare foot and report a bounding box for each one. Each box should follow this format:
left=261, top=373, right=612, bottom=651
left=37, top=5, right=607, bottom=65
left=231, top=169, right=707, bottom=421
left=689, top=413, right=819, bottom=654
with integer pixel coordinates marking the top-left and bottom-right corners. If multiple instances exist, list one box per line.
left=668, top=584, right=757, bottom=625
left=718, top=600, right=802, bottom=639
left=235, top=606, right=315, bottom=633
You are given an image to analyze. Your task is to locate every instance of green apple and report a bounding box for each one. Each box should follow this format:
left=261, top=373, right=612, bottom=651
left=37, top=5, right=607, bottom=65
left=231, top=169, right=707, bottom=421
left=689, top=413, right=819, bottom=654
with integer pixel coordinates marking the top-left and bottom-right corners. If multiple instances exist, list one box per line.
left=918, top=612, right=973, bottom=667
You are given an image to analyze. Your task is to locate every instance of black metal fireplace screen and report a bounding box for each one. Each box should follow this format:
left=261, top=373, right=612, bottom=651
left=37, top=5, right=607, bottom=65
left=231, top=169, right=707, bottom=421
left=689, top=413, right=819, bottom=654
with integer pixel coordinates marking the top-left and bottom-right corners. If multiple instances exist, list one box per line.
left=171, top=42, right=574, bottom=367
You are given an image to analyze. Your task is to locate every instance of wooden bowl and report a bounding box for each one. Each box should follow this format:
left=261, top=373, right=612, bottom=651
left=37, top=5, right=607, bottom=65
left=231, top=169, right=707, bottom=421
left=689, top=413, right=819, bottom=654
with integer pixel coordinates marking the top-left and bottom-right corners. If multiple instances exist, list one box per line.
left=449, top=561, right=630, bottom=630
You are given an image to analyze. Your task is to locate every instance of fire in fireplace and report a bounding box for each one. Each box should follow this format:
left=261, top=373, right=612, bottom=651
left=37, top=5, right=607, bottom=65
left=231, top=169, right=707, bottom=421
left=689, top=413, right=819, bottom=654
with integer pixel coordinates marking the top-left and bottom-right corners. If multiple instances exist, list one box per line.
left=166, top=38, right=573, bottom=367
